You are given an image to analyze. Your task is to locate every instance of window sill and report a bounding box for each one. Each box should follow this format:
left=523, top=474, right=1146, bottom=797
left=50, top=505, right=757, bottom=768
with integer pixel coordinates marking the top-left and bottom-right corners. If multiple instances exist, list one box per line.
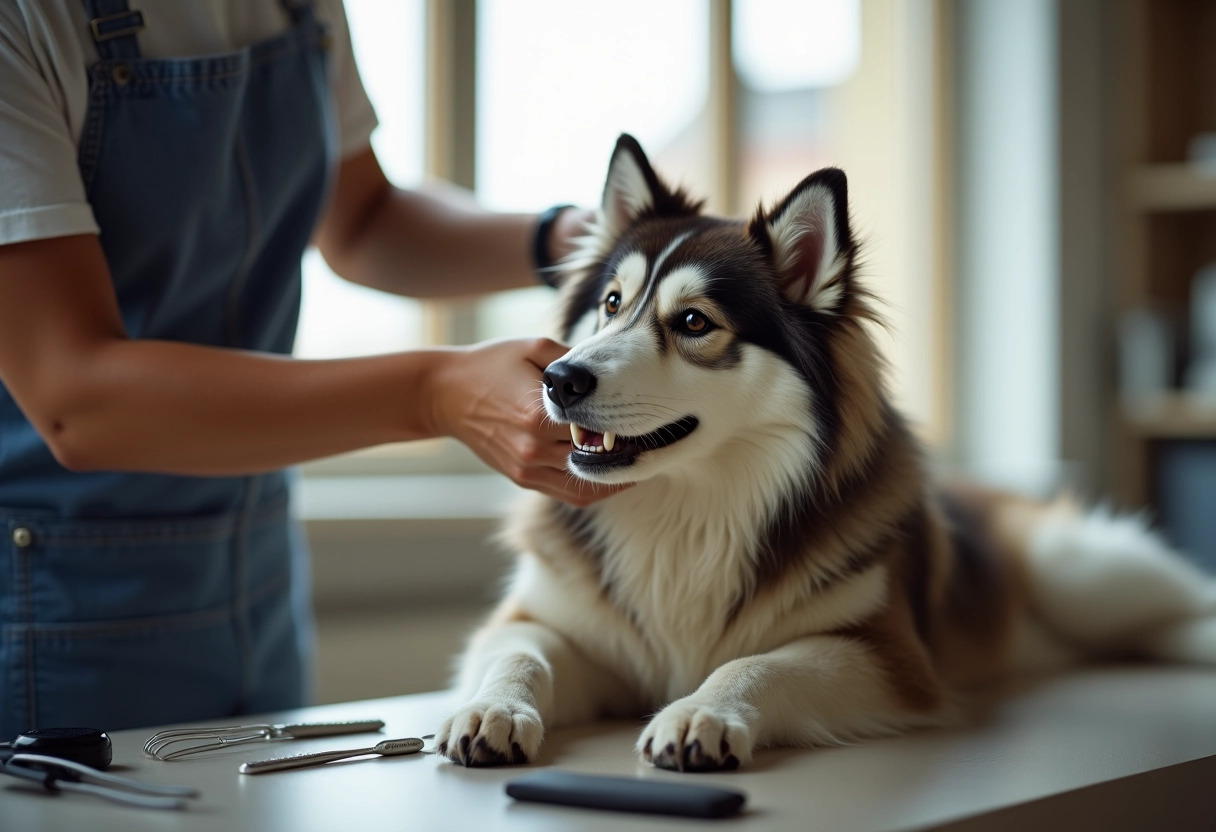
left=298, top=473, right=522, bottom=612
left=297, top=472, right=523, bottom=522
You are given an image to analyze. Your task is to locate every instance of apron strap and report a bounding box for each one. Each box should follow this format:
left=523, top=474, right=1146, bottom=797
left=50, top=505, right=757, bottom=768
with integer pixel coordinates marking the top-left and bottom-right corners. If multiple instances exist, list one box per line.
left=83, top=0, right=144, bottom=61
left=279, top=0, right=317, bottom=26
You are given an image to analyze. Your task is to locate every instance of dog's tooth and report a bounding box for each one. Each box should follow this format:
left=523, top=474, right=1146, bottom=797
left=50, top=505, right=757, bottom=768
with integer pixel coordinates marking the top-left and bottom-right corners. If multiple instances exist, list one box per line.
left=570, top=424, right=585, bottom=446
left=603, top=431, right=616, bottom=452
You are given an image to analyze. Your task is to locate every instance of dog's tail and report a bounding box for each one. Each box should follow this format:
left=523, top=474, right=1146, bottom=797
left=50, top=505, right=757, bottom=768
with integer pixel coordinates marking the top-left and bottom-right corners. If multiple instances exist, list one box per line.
left=1021, top=504, right=1216, bottom=664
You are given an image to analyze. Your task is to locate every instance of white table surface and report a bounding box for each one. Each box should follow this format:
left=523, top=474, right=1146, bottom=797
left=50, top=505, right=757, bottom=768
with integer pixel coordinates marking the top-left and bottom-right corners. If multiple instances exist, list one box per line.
left=5, top=664, right=1216, bottom=831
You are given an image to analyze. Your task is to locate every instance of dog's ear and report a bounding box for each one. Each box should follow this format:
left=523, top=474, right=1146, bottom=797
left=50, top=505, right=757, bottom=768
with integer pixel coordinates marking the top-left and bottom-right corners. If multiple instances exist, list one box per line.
left=600, top=134, right=701, bottom=237
left=748, top=168, right=855, bottom=313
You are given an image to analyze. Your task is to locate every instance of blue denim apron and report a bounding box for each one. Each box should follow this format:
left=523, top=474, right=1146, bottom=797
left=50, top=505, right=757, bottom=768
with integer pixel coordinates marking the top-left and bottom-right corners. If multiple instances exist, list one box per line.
left=0, top=0, right=335, bottom=736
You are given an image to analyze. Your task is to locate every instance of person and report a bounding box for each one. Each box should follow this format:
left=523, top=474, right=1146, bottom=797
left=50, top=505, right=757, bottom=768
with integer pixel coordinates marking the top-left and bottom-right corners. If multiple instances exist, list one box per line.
left=0, top=0, right=615, bottom=738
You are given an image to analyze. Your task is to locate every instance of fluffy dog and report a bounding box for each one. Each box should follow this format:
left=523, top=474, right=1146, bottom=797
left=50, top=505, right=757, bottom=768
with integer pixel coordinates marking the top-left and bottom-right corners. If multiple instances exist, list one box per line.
left=435, top=134, right=1216, bottom=771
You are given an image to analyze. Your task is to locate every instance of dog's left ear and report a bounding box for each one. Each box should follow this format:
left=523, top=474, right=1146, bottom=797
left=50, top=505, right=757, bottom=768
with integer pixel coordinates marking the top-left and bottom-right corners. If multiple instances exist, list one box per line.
left=748, top=168, right=855, bottom=313
left=600, top=134, right=702, bottom=238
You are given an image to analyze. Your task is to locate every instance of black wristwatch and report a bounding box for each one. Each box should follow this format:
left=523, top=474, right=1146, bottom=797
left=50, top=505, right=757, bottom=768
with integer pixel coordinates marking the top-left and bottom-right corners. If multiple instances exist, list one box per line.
left=532, top=203, right=575, bottom=288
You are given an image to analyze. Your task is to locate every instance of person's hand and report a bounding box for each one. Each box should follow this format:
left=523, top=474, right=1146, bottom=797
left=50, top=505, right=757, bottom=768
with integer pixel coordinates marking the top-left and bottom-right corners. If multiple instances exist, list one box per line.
left=429, top=337, right=629, bottom=506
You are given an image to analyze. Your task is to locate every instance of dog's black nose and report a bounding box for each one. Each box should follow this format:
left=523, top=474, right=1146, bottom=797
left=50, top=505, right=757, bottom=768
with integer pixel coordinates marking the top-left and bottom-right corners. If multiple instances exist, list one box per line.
left=543, top=361, right=597, bottom=409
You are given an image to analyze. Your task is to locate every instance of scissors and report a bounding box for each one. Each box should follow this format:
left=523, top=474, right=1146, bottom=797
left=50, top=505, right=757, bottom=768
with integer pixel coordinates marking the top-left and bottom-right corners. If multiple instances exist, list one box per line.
left=1, top=727, right=199, bottom=810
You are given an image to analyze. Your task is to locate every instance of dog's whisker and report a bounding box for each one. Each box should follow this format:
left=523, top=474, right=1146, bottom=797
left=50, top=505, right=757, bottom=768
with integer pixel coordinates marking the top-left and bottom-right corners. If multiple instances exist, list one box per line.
left=517, top=386, right=549, bottom=407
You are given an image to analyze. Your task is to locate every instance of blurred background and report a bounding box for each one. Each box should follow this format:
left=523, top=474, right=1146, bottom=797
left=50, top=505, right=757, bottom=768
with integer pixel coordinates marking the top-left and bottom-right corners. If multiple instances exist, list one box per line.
left=294, top=0, right=1216, bottom=703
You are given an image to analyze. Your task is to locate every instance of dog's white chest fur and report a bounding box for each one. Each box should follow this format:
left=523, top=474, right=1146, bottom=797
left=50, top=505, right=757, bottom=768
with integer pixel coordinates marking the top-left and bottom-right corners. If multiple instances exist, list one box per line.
left=516, top=430, right=817, bottom=704
left=595, top=485, right=754, bottom=699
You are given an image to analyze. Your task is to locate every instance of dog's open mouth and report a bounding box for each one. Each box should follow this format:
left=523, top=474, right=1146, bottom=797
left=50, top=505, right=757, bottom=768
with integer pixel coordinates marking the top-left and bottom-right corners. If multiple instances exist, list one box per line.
left=567, top=416, right=699, bottom=467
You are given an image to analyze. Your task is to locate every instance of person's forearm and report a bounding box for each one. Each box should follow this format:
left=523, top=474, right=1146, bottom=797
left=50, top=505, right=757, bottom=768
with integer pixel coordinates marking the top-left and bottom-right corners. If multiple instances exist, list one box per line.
left=36, top=338, right=455, bottom=476
left=316, top=149, right=594, bottom=298
left=329, top=182, right=541, bottom=298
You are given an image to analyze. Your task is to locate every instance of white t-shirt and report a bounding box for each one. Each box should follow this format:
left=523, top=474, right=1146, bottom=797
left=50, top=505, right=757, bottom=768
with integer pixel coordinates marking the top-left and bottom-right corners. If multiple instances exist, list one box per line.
left=0, top=0, right=379, bottom=246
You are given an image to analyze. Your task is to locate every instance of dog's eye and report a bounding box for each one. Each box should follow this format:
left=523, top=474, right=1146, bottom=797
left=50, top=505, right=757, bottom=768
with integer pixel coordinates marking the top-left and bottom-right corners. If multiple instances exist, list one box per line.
left=681, top=310, right=711, bottom=335
left=605, top=291, right=622, bottom=316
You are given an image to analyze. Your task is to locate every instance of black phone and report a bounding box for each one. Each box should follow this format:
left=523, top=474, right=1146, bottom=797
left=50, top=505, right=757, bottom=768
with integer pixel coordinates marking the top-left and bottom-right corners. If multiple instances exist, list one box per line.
left=0, top=726, right=112, bottom=769
left=505, top=770, right=747, bottom=819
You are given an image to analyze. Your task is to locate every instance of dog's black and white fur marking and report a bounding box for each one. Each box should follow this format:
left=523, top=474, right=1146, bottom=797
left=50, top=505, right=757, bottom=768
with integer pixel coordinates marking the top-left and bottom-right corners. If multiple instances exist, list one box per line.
left=435, top=134, right=1216, bottom=771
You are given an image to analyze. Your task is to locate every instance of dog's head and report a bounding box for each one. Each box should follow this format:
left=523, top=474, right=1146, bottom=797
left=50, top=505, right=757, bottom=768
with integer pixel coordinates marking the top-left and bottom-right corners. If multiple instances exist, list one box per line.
left=543, top=134, right=882, bottom=486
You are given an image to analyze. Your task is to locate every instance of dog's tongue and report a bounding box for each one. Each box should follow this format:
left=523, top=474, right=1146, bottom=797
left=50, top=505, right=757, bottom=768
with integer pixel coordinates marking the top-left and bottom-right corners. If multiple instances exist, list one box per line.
left=570, top=424, right=606, bottom=448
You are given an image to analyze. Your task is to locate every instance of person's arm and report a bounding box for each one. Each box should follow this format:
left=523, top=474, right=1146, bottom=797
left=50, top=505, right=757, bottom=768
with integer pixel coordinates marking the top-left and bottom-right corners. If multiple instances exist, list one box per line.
left=0, top=234, right=611, bottom=504
left=313, top=147, right=590, bottom=298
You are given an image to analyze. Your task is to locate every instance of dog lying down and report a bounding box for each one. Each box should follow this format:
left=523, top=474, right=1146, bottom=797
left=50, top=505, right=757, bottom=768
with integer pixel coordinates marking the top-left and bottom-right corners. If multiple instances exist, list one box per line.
left=436, top=134, right=1216, bottom=771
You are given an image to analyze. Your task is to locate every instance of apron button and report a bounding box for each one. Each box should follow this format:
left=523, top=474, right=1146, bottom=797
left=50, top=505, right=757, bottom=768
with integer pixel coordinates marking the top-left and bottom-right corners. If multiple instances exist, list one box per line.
left=113, top=64, right=133, bottom=86
left=12, top=527, right=32, bottom=548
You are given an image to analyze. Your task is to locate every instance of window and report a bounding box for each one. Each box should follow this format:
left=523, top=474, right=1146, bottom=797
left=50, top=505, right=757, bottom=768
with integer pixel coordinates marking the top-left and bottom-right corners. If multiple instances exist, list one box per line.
left=294, top=0, right=427, bottom=360
left=471, top=0, right=943, bottom=440
left=299, top=0, right=946, bottom=463
left=735, top=0, right=944, bottom=441
left=473, top=0, right=712, bottom=341
left=733, top=0, right=862, bottom=207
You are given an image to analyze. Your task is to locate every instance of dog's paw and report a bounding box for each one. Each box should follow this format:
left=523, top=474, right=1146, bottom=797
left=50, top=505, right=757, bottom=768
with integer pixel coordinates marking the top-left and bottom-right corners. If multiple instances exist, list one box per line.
left=435, top=698, right=543, bottom=767
left=637, top=699, right=753, bottom=772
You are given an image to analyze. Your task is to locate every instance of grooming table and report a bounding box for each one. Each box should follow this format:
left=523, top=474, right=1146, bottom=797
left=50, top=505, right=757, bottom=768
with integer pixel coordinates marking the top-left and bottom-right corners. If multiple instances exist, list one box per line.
left=5, top=664, right=1216, bottom=831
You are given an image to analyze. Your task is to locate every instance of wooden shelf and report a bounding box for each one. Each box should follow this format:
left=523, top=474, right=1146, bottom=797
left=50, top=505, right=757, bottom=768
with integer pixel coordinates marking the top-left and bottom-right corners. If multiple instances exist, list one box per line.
left=1125, top=164, right=1216, bottom=212
left=1122, top=391, right=1216, bottom=439
left=1109, top=0, right=1216, bottom=509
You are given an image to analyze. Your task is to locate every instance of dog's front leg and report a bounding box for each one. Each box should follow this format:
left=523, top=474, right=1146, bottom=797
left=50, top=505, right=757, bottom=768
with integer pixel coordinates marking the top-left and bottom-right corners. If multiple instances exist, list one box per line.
left=638, top=635, right=944, bottom=771
left=437, top=619, right=625, bottom=766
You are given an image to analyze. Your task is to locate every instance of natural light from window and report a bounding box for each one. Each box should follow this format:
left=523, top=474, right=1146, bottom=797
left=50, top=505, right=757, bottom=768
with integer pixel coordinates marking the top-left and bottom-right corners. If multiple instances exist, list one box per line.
left=733, top=0, right=861, bottom=92
left=294, top=0, right=426, bottom=360
left=473, top=0, right=710, bottom=341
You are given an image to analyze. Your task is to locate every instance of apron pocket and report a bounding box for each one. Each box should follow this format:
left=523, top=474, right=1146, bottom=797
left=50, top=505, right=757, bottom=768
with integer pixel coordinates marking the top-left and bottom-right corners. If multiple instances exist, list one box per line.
left=0, top=500, right=299, bottom=734
left=2, top=608, right=240, bottom=735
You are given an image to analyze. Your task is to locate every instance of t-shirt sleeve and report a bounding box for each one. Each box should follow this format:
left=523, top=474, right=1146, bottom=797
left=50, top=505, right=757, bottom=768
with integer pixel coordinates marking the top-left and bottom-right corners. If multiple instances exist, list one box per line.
left=323, top=0, right=379, bottom=159
left=0, top=7, right=99, bottom=246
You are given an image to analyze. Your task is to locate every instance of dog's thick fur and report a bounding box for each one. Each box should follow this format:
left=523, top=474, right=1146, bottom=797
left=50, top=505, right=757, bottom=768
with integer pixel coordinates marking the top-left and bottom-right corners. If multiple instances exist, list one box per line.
left=435, top=135, right=1216, bottom=771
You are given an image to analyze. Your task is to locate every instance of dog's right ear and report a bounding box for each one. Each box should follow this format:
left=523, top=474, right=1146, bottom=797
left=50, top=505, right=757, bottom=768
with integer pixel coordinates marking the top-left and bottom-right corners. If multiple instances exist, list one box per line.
left=600, top=134, right=701, bottom=238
